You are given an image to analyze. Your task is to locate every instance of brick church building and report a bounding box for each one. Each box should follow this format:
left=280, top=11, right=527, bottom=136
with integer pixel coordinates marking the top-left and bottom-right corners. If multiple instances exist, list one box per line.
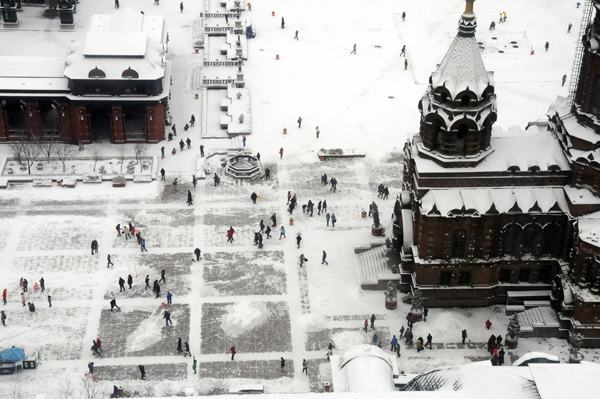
left=396, top=0, right=600, bottom=346
left=0, top=8, right=170, bottom=144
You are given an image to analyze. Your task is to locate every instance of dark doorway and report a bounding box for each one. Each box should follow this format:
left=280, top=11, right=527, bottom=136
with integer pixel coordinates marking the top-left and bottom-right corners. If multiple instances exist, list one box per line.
left=458, top=272, right=471, bottom=285
left=455, top=125, right=467, bottom=156
left=440, top=272, right=452, bottom=286
left=2, top=100, right=27, bottom=137
left=89, top=105, right=112, bottom=142
left=519, top=268, right=531, bottom=283
left=123, top=105, right=147, bottom=141
left=499, top=268, right=512, bottom=283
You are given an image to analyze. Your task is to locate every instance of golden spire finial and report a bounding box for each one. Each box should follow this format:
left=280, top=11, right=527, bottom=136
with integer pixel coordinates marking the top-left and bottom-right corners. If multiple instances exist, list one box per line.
left=462, top=0, right=475, bottom=20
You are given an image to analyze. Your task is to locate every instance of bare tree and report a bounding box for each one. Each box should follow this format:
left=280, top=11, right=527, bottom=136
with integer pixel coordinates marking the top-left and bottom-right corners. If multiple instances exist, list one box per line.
left=159, top=381, right=174, bottom=397
left=55, top=143, right=75, bottom=172
left=117, top=145, right=128, bottom=173
left=87, top=146, right=104, bottom=172
left=134, top=143, right=149, bottom=172
left=142, top=383, right=155, bottom=398
left=59, top=377, right=77, bottom=399
left=10, top=383, right=23, bottom=399
left=9, top=139, right=26, bottom=165
left=21, top=142, right=42, bottom=175
left=37, top=136, right=59, bottom=161
left=79, top=376, right=106, bottom=399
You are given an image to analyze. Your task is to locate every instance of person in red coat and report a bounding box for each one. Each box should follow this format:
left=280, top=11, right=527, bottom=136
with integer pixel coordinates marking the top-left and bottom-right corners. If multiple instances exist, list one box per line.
left=485, top=319, right=492, bottom=330
left=2, top=289, right=6, bottom=305
left=230, top=346, right=236, bottom=360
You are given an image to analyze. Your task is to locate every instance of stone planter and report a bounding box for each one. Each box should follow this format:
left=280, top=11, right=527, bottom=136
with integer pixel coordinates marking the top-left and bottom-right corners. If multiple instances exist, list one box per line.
left=505, top=336, right=518, bottom=349
left=372, top=224, right=383, bottom=236
left=385, top=298, right=397, bottom=310
left=113, top=175, right=126, bottom=188
left=409, top=310, right=423, bottom=322
left=568, top=353, right=583, bottom=364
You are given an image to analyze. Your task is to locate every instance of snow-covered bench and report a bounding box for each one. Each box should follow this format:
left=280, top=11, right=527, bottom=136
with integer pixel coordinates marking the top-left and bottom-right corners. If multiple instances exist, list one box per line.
left=62, top=177, right=76, bottom=188
left=196, top=158, right=207, bottom=179
left=32, top=179, right=52, bottom=187
left=82, top=174, right=102, bottom=183
left=133, top=174, right=153, bottom=183
left=0, top=178, right=8, bottom=189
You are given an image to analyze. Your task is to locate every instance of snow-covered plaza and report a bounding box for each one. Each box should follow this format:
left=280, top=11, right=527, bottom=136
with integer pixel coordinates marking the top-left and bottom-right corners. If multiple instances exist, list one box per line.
left=1, top=0, right=600, bottom=397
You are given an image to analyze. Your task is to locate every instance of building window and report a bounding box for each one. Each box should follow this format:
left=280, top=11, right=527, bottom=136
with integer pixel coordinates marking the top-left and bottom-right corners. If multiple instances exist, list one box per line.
left=88, top=68, right=106, bottom=78
left=452, top=229, right=467, bottom=258
left=458, top=272, right=470, bottom=285
left=542, top=225, right=558, bottom=256
left=503, top=225, right=517, bottom=256
left=440, top=272, right=451, bottom=286
left=122, top=69, right=139, bottom=79
left=522, top=225, right=538, bottom=255
left=537, top=267, right=551, bottom=283
left=455, top=125, right=467, bottom=156
left=519, top=268, right=531, bottom=282
left=590, top=77, right=600, bottom=116
left=499, top=269, right=512, bottom=283
left=461, top=95, right=470, bottom=107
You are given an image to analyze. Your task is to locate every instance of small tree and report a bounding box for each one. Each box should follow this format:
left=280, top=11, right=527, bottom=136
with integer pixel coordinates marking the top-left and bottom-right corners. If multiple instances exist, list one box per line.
left=507, top=314, right=521, bottom=340
left=385, top=281, right=398, bottom=302
left=87, top=146, right=104, bottom=172
left=372, top=201, right=381, bottom=228
left=59, top=377, right=77, bottom=399
left=411, top=288, right=423, bottom=311
left=568, top=331, right=583, bottom=359
left=22, top=142, right=42, bottom=174
left=9, top=140, right=25, bottom=165
left=79, top=376, right=105, bottom=399
left=55, top=143, right=74, bottom=172
left=117, top=146, right=128, bottom=173
left=134, top=143, right=149, bottom=172
left=37, top=136, right=59, bottom=161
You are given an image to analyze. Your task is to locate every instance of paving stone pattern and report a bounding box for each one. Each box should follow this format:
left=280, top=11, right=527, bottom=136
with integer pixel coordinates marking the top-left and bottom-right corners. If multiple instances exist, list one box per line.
left=201, top=302, right=292, bottom=354
left=17, top=216, right=104, bottom=251
left=203, top=251, right=286, bottom=296
left=97, top=304, right=190, bottom=358
left=94, top=363, right=188, bottom=381
left=14, top=254, right=100, bottom=274
left=199, top=359, right=293, bottom=380
left=307, top=358, right=330, bottom=393
left=305, top=327, right=391, bottom=352
left=297, top=266, right=311, bottom=314
left=112, top=209, right=194, bottom=248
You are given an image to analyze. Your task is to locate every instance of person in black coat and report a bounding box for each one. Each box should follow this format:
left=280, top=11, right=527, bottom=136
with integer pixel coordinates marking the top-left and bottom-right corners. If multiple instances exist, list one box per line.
left=119, top=277, right=125, bottom=292
left=177, top=338, right=183, bottom=354
left=251, top=192, right=258, bottom=204
left=187, top=191, right=193, bottom=206
left=139, top=365, right=146, bottom=379
left=194, top=248, right=201, bottom=261
left=498, top=348, right=505, bottom=365
left=127, top=275, right=133, bottom=289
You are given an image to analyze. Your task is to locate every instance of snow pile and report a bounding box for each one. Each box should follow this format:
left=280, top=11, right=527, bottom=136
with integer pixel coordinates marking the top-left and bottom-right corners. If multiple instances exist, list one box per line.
left=300, top=314, right=327, bottom=332
left=126, top=314, right=164, bottom=352
left=220, top=301, right=269, bottom=337
left=331, top=330, right=370, bottom=350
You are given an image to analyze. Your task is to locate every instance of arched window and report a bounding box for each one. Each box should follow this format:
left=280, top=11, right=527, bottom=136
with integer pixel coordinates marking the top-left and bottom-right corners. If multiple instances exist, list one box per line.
left=522, top=225, right=538, bottom=255
left=542, top=225, right=559, bottom=256
left=503, top=225, right=517, bottom=256
left=88, top=68, right=106, bottom=78
left=461, top=95, right=470, bottom=107
left=122, top=69, right=139, bottom=79
left=440, top=92, right=448, bottom=104
left=455, top=124, right=467, bottom=156
left=452, top=229, right=467, bottom=258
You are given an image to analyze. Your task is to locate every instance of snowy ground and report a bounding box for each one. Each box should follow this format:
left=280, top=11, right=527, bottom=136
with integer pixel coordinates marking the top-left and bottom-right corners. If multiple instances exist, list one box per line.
left=1, top=0, right=599, bottom=397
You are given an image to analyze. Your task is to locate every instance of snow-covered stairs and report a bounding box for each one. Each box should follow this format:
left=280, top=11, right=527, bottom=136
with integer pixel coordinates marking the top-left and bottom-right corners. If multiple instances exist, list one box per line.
left=357, top=245, right=389, bottom=287
left=515, top=306, right=560, bottom=338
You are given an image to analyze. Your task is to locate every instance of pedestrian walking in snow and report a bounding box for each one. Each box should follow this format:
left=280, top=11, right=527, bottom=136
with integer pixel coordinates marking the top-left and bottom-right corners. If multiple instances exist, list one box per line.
left=399, top=326, right=405, bottom=339
left=326, top=213, right=331, bottom=226
left=281, top=17, right=285, bottom=29
left=498, top=348, right=505, bottom=366
left=230, top=346, right=236, bottom=360
left=154, top=281, right=161, bottom=298
left=545, top=41, right=549, bottom=51
left=265, top=168, right=271, bottom=179
left=39, top=277, right=45, bottom=292
left=302, top=359, right=308, bottom=374
left=145, top=275, right=150, bottom=290
left=2, top=289, right=6, bottom=305
left=562, top=74, right=567, bottom=87
left=190, top=115, right=195, bottom=126
left=141, top=238, right=147, bottom=252
left=91, top=240, right=98, bottom=255
left=322, top=251, right=328, bottom=265
left=186, top=137, right=191, bottom=149
left=139, top=365, right=146, bottom=379
left=242, top=135, right=247, bottom=146
left=280, top=357, right=286, bottom=372
left=490, top=349, right=499, bottom=366
left=96, top=339, right=103, bottom=353
left=194, top=248, right=202, bottom=261
left=370, top=314, right=377, bottom=329
left=351, top=43, right=356, bottom=54
left=294, top=30, right=299, bottom=40
left=298, top=116, right=302, bottom=128
left=372, top=333, right=378, bottom=345
left=279, top=147, right=284, bottom=159
left=160, top=269, right=166, bottom=284
left=119, top=277, right=125, bottom=292
left=187, top=190, right=193, bottom=206
left=177, top=338, right=183, bottom=354
left=270, top=213, right=277, bottom=227
left=331, top=213, right=337, bottom=227
left=91, top=340, right=101, bottom=356
left=127, top=274, right=133, bottom=289
left=88, top=362, right=94, bottom=374
left=485, top=319, right=492, bottom=330
left=1, top=310, right=6, bottom=326
left=163, top=310, right=173, bottom=326
left=426, top=333, right=433, bottom=349
left=322, top=200, right=327, bottom=212
left=568, top=22, right=573, bottom=33
left=167, top=291, right=172, bottom=304
left=185, top=342, right=191, bottom=356
left=462, top=329, right=468, bottom=344
left=496, top=334, right=503, bottom=348
left=227, top=226, right=235, bottom=243
left=179, top=139, right=185, bottom=151
left=48, top=295, right=52, bottom=307
left=259, top=220, right=265, bottom=233
left=390, top=335, right=398, bottom=352
left=401, top=11, right=406, bottom=21
left=279, top=226, right=286, bottom=239
left=192, top=357, right=197, bottom=373
left=299, top=254, right=307, bottom=267
left=193, top=175, right=197, bottom=188
left=124, top=226, right=131, bottom=239
left=179, top=2, right=183, bottom=12
left=200, top=145, right=205, bottom=157
left=296, top=233, right=302, bottom=248
left=251, top=192, right=258, bottom=204
left=404, top=59, right=408, bottom=70
left=363, top=318, right=368, bottom=332
left=115, top=0, right=119, bottom=9
left=423, top=307, right=428, bottom=322
left=316, top=126, right=320, bottom=138
left=400, top=45, right=406, bottom=56
left=28, top=302, right=35, bottom=312
left=489, top=21, right=495, bottom=30
left=265, top=226, right=271, bottom=239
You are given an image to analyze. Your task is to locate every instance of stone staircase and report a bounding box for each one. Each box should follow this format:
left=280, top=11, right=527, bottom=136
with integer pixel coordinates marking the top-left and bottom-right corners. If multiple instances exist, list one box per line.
left=515, top=306, right=560, bottom=338
left=356, top=241, right=399, bottom=290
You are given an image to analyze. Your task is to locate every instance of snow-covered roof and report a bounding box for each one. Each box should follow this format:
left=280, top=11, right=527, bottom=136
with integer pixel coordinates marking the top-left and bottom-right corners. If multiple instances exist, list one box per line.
left=0, top=57, right=69, bottom=92
left=420, top=188, right=568, bottom=216
left=577, top=210, right=600, bottom=246
left=401, top=209, right=414, bottom=249
left=331, top=345, right=396, bottom=393
left=563, top=186, right=600, bottom=206
left=529, top=363, right=600, bottom=399
left=83, top=31, right=148, bottom=57
left=89, top=10, right=164, bottom=43
left=560, top=113, right=600, bottom=145
left=430, top=32, right=491, bottom=100
left=413, top=126, right=569, bottom=173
